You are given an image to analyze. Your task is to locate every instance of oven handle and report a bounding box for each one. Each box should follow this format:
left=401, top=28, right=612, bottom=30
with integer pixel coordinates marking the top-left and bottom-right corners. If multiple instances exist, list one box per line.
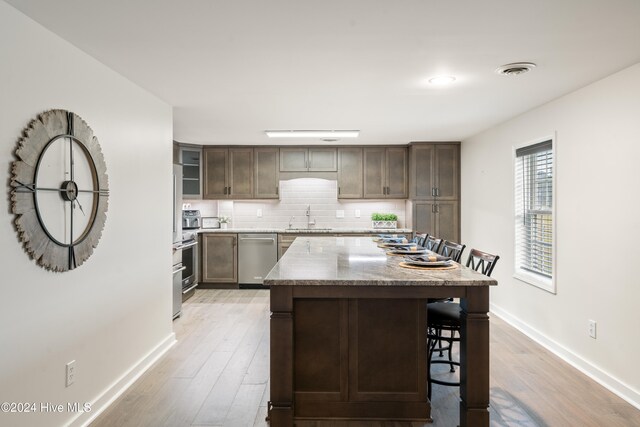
left=239, top=237, right=275, bottom=242
left=175, top=241, right=198, bottom=251
left=182, top=283, right=198, bottom=294
left=172, top=266, right=186, bottom=275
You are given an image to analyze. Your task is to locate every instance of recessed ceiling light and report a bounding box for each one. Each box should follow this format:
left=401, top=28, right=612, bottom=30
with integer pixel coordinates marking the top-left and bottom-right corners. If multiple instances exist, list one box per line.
left=265, top=130, right=359, bottom=138
left=428, top=76, right=456, bottom=85
left=495, top=62, right=537, bottom=76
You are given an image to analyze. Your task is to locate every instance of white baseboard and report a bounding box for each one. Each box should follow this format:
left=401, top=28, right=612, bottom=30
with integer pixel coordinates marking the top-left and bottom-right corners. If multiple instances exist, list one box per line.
left=490, top=303, right=640, bottom=411
left=66, top=333, right=176, bottom=427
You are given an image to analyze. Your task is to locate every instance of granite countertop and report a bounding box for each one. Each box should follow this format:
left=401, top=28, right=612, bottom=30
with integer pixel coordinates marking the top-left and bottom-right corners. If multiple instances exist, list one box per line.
left=264, top=236, right=498, bottom=287
left=196, top=228, right=413, bottom=234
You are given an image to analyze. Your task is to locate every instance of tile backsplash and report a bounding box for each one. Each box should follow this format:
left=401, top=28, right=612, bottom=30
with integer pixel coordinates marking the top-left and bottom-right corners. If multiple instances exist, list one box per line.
left=184, top=178, right=406, bottom=229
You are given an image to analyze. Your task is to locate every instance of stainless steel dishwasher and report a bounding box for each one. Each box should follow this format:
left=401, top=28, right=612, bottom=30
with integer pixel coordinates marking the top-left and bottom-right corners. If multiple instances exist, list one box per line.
left=238, top=233, right=278, bottom=287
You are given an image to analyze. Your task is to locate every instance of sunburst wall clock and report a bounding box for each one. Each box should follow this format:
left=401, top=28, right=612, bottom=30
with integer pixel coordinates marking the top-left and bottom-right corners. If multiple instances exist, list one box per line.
left=10, top=109, right=109, bottom=272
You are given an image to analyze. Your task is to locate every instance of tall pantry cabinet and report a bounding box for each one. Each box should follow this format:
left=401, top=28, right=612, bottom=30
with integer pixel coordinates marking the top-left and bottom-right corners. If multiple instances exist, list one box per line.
left=408, top=142, right=460, bottom=243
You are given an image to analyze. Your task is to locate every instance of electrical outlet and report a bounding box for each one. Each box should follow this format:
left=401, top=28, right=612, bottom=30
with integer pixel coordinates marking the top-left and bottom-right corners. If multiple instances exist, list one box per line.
left=588, top=320, right=597, bottom=339
left=66, top=360, right=76, bottom=387
left=354, top=209, right=361, bottom=218
left=257, top=208, right=262, bottom=217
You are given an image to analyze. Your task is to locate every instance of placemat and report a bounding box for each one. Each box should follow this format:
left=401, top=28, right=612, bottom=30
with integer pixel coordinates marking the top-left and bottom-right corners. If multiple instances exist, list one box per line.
left=399, top=261, right=458, bottom=271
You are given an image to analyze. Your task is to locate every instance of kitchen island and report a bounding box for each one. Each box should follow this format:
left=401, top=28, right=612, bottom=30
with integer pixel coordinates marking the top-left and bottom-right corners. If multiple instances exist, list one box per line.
left=264, top=236, right=497, bottom=427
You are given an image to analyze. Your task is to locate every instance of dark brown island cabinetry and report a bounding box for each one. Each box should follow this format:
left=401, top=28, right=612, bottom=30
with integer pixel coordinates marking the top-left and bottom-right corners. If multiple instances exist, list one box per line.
left=200, top=234, right=238, bottom=284
left=203, top=147, right=253, bottom=199
left=266, top=237, right=496, bottom=426
left=280, top=147, right=337, bottom=172
left=363, top=147, right=408, bottom=198
left=408, top=142, right=461, bottom=242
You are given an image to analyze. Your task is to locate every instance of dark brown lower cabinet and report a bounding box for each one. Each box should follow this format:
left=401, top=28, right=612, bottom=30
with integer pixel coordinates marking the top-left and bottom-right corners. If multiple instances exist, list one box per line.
left=291, top=297, right=428, bottom=420
left=412, top=200, right=460, bottom=243
left=200, top=234, right=237, bottom=284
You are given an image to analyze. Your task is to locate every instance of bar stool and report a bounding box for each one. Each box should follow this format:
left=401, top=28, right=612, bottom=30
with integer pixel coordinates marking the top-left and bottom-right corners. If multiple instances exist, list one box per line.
left=438, top=240, right=466, bottom=262
left=424, top=235, right=442, bottom=253
left=427, top=248, right=499, bottom=399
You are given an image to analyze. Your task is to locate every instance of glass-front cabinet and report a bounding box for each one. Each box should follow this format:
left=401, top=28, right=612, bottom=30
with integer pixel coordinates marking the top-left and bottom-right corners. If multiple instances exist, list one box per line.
left=181, top=146, right=202, bottom=198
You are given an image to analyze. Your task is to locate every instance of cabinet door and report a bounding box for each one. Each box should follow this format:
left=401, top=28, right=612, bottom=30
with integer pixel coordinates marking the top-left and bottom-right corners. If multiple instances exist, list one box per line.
left=413, top=201, right=436, bottom=235
left=280, top=148, right=308, bottom=172
left=410, top=144, right=435, bottom=200
left=254, top=148, right=279, bottom=199
left=386, top=147, right=408, bottom=198
left=181, top=147, right=202, bottom=198
left=337, top=147, right=363, bottom=198
left=363, top=148, right=386, bottom=198
left=201, top=234, right=237, bottom=283
left=229, top=148, right=253, bottom=198
left=203, top=148, right=228, bottom=199
left=308, top=148, right=337, bottom=171
left=434, top=144, right=459, bottom=200
left=435, top=201, right=459, bottom=243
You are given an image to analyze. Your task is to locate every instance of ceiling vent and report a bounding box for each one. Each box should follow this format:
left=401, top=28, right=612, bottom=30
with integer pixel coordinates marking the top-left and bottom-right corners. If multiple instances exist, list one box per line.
left=495, top=62, right=537, bottom=76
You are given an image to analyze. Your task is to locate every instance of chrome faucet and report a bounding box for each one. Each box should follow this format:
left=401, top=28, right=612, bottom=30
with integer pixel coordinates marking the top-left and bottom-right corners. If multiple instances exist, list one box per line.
left=288, top=215, right=295, bottom=229
left=306, top=205, right=316, bottom=228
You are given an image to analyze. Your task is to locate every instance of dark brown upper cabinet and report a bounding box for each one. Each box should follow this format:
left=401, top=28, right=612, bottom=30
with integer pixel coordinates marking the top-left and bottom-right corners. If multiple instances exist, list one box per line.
left=337, top=147, right=363, bottom=198
left=409, top=143, right=459, bottom=201
left=254, top=147, right=280, bottom=199
left=203, top=147, right=253, bottom=199
left=363, top=147, right=407, bottom=199
left=280, top=147, right=337, bottom=172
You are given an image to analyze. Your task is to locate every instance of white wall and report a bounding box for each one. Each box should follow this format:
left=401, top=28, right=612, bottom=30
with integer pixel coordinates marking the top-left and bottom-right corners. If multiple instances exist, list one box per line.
left=0, top=3, right=174, bottom=426
left=462, top=63, right=640, bottom=407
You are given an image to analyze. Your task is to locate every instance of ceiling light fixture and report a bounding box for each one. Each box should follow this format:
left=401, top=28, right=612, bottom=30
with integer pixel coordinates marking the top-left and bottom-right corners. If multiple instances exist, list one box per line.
left=265, top=130, right=360, bottom=138
left=428, top=76, right=456, bottom=85
left=495, top=62, right=537, bottom=76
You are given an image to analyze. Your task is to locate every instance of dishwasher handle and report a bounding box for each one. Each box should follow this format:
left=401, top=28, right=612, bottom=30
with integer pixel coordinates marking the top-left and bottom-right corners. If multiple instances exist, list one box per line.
left=239, top=237, right=275, bottom=242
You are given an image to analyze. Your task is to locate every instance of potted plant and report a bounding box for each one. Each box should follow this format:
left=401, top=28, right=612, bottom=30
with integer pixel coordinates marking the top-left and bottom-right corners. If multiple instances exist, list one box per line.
left=219, top=215, right=230, bottom=229
left=371, top=213, right=398, bottom=229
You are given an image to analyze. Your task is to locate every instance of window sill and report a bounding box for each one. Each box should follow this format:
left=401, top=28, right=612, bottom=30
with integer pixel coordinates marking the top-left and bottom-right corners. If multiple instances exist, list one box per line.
left=514, top=269, right=556, bottom=294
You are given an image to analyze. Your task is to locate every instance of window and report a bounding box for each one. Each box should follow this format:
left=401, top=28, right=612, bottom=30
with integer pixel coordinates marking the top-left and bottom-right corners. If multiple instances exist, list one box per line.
left=514, top=138, right=555, bottom=293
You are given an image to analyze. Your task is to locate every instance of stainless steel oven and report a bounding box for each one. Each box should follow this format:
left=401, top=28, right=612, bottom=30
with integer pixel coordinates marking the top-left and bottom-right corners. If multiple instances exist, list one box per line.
left=178, top=232, right=198, bottom=294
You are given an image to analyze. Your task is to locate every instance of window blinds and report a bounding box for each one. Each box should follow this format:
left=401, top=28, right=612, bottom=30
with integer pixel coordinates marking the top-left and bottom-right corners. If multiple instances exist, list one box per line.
left=515, top=140, right=553, bottom=278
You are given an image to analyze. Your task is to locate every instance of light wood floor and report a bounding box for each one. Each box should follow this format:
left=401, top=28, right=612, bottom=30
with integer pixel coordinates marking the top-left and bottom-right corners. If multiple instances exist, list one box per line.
left=91, top=289, right=640, bottom=427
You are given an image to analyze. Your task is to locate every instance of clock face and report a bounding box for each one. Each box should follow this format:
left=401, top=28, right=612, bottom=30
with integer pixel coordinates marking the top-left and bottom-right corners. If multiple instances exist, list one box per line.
left=10, top=110, right=109, bottom=272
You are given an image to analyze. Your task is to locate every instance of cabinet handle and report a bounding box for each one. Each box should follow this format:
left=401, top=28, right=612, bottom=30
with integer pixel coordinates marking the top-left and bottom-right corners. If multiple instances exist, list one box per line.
left=223, top=186, right=227, bottom=195
left=436, top=188, right=440, bottom=197
left=276, top=186, right=279, bottom=195
left=435, top=204, right=439, bottom=213
left=431, top=188, right=436, bottom=197
left=338, top=187, right=341, bottom=195
left=228, top=186, right=231, bottom=194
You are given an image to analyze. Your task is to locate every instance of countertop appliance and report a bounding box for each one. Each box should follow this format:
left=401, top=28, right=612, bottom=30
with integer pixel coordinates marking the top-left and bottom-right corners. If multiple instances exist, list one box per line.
left=183, top=210, right=201, bottom=229
left=201, top=216, right=220, bottom=229
left=238, top=233, right=278, bottom=287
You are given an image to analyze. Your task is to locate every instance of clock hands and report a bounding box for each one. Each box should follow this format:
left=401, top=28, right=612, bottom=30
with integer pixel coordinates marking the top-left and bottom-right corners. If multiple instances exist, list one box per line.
left=73, top=199, right=85, bottom=216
